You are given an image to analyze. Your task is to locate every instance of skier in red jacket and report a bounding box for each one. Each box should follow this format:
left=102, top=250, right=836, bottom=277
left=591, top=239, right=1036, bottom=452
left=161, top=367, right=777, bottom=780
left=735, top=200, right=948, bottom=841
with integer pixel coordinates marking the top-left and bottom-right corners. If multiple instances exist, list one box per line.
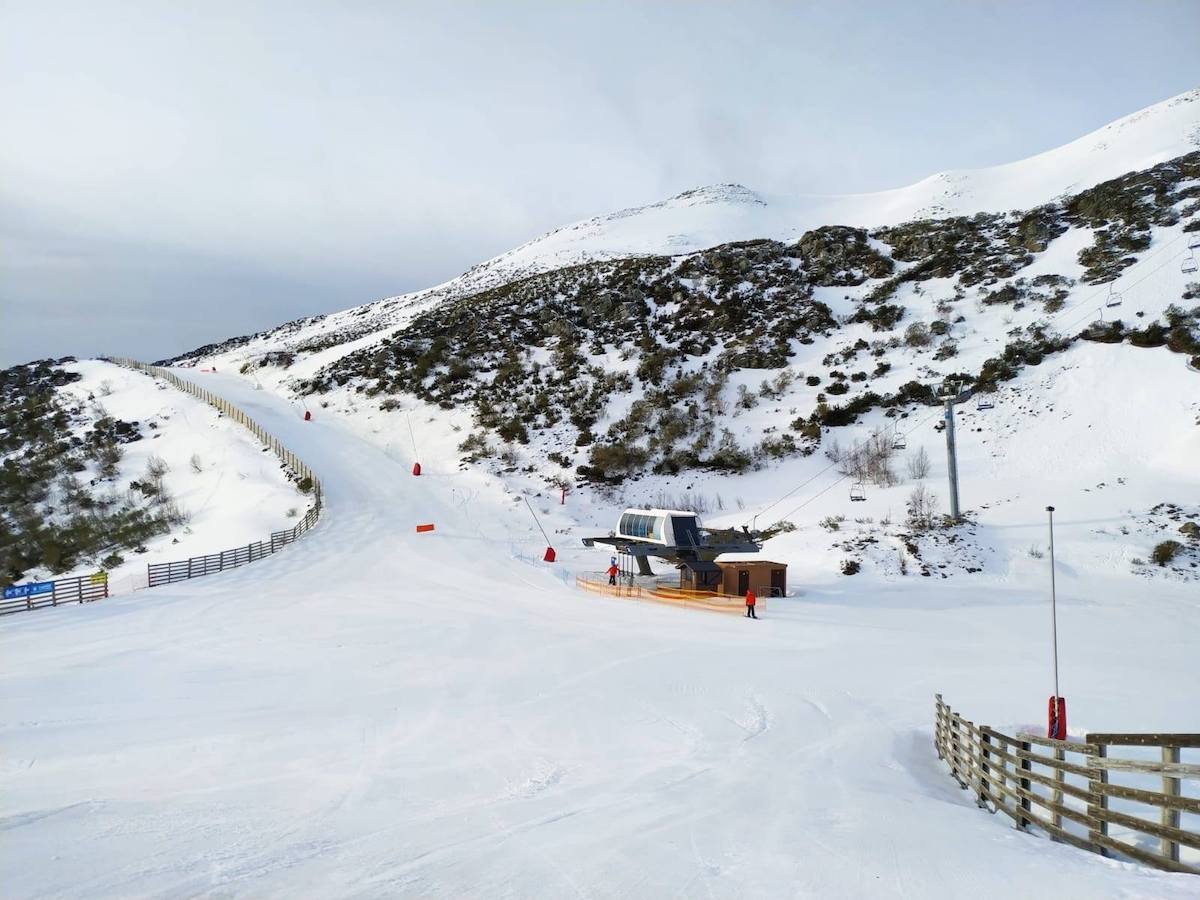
left=745, top=588, right=757, bottom=619
left=607, top=563, right=620, bottom=586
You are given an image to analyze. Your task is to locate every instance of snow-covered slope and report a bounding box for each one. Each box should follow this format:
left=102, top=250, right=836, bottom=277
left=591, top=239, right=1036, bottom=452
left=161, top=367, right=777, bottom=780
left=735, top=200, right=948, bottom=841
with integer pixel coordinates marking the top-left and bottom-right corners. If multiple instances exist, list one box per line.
left=1, top=360, right=1197, bottom=898
left=463, top=88, right=1199, bottom=286
left=169, top=88, right=1200, bottom=373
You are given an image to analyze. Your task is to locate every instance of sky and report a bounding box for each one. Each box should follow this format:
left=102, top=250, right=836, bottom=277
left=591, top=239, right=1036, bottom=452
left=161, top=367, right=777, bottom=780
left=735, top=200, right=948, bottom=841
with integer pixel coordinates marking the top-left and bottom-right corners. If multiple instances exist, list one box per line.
left=2, top=1, right=1198, bottom=367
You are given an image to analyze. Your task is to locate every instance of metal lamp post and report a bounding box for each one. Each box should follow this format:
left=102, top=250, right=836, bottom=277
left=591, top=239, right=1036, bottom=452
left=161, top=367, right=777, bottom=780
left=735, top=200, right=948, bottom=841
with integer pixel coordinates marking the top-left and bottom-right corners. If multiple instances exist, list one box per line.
left=1046, top=505, right=1066, bottom=739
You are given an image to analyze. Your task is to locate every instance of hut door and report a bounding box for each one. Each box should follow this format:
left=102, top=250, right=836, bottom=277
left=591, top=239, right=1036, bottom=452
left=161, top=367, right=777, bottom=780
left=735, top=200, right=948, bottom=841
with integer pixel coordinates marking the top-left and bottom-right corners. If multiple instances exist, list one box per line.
left=737, top=570, right=749, bottom=595
left=771, top=568, right=785, bottom=597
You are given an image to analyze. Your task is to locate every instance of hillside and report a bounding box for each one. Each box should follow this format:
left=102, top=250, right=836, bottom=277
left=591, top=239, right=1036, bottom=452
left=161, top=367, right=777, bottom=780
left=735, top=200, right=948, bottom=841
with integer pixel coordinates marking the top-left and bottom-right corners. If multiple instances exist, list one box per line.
left=147, top=90, right=1200, bottom=586
left=163, top=87, right=1200, bottom=376
left=0, top=359, right=309, bottom=593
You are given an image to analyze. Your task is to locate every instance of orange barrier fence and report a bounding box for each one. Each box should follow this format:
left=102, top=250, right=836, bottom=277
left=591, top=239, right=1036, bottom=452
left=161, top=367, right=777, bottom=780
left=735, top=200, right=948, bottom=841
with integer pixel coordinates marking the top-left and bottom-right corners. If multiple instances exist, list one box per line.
left=575, top=576, right=760, bottom=614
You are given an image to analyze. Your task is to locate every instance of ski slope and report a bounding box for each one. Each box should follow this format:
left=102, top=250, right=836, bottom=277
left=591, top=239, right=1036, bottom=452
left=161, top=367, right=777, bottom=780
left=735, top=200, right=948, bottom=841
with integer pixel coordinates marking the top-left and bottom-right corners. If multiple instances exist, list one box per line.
left=2, top=367, right=1198, bottom=898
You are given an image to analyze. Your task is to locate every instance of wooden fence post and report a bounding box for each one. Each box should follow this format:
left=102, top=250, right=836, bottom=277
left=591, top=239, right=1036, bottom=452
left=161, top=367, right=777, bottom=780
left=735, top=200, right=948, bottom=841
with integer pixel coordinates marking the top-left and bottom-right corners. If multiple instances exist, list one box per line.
left=978, top=728, right=992, bottom=809
left=1018, top=739, right=1032, bottom=830
left=1087, top=738, right=1108, bottom=856
left=1163, top=746, right=1181, bottom=863
left=935, top=695, right=944, bottom=759
left=1053, top=746, right=1065, bottom=828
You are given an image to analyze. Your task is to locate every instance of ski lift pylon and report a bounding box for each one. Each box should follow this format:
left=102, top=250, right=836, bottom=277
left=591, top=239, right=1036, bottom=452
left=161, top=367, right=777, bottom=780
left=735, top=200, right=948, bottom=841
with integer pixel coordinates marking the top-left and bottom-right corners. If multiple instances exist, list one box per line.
left=849, top=482, right=867, bottom=502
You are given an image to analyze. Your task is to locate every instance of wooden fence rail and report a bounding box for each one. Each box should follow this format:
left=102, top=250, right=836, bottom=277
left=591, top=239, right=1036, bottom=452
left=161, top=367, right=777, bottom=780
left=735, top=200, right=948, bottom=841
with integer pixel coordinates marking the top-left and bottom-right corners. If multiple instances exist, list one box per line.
left=934, top=694, right=1200, bottom=875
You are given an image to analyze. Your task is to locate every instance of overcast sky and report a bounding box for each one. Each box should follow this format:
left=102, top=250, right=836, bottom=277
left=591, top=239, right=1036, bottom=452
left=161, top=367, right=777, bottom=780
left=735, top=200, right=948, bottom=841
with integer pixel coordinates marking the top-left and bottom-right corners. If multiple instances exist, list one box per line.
left=2, top=1, right=1197, bottom=366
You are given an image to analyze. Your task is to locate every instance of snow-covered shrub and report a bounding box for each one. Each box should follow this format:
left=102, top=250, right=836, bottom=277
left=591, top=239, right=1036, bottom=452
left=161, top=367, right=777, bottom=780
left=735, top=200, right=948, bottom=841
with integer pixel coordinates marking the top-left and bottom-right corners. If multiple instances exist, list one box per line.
left=907, top=484, right=940, bottom=531
left=1151, top=540, right=1183, bottom=566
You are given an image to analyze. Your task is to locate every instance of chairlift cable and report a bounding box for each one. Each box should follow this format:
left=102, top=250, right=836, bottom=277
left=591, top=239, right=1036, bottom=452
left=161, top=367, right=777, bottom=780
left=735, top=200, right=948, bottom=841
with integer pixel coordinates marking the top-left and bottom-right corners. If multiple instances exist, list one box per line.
left=758, top=406, right=945, bottom=526
left=1053, top=250, right=1185, bottom=335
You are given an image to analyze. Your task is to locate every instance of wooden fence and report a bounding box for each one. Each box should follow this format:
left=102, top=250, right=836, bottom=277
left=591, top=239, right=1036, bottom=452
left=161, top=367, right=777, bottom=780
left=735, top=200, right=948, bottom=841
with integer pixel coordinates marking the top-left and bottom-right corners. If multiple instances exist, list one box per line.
left=0, top=573, right=109, bottom=615
left=575, top=576, right=760, bottom=614
left=146, top=503, right=321, bottom=586
left=105, top=358, right=324, bottom=590
left=934, top=694, right=1200, bottom=875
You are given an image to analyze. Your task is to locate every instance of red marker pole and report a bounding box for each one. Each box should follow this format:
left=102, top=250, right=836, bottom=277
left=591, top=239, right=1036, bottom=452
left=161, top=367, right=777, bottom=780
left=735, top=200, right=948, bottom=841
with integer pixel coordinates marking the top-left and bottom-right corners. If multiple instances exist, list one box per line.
left=1047, top=505, right=1066, bottom=739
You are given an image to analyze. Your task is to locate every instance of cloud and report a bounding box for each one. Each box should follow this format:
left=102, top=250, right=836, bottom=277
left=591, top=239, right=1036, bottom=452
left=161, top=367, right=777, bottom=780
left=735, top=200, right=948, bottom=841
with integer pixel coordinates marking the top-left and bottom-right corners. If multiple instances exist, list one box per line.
left=2, top=0, right=1197, bottom=365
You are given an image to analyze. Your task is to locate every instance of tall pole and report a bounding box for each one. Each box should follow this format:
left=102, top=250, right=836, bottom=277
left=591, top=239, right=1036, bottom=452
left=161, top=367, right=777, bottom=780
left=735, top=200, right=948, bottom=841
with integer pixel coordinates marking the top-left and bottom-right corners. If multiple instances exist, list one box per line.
left=944, top=397, right=961, bottom=521
left=1047, top=505, right=1059, bottom=698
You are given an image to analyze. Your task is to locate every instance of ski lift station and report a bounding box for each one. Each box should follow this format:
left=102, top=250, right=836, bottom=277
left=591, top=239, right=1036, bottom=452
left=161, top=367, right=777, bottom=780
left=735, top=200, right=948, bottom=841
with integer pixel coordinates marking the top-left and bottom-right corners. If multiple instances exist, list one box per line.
left=582, top=508, right=787, bottom=597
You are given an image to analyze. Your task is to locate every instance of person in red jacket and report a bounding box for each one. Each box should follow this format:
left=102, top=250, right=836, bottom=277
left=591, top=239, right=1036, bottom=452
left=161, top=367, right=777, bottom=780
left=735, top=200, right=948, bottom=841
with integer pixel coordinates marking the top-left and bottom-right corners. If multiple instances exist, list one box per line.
left=745, top=588, right=757, bottom=618
left=607, top=563, right=620, bottom=586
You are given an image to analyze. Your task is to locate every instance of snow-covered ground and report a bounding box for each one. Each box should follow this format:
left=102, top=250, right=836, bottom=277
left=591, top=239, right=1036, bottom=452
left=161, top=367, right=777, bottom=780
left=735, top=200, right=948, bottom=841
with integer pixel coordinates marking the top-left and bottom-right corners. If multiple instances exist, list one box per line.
left=31, top=360, right=308, bottom=592
left=1, top=357, right=1197, bottom=898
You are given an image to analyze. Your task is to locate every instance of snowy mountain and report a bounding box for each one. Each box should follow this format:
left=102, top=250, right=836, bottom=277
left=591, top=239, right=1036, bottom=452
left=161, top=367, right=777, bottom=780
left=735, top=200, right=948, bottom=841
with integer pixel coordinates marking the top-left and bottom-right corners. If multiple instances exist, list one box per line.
left=166, top=87, right=1200, bottom=371
left=460, top=87, right=1200, bottom=284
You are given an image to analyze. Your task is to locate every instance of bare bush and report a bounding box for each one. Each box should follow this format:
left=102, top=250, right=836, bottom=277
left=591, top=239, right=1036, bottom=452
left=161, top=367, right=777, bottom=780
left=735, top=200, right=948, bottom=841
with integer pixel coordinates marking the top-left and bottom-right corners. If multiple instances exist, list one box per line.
left=906, top=446, right=930, bottom=479
left=641, top=490, right=721, bottom=514
left=904, top=322, right=932, bottom=347
left=758, top=369, right=795, bottom=400
left=829, top=427, right=898, bottom=486
left=145, top=454, right=169, bottom=498
left=906, top=484, right=939, bottom=531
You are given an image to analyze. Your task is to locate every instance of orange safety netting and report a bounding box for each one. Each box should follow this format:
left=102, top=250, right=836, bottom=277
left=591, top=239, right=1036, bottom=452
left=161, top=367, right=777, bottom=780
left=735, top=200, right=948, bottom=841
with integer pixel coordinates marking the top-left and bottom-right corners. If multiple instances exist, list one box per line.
left=575, top=576, right=761, bottom=615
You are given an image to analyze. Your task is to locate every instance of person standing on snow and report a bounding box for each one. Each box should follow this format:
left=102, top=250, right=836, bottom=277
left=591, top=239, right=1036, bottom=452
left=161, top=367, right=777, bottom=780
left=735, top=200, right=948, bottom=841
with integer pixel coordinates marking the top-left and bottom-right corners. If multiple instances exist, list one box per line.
left=745, top=588, right=757, bottom=619
left=607, top=563, right=620, bottom=586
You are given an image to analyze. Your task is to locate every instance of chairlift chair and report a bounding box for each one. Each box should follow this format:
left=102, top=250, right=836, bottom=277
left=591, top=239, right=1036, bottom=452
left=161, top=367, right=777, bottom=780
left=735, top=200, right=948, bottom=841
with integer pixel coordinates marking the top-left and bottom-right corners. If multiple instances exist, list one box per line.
left=849, top=482, right=867, bottom=502
left=892, top=432, right=907, bottom=450
left=1183, top=254, right=1198, bottom=275
left=1105, top=284, right=1123, bottom=308
left=1189, top=235, right=1200, bottom=251
left=976, top=393, right=994, bottom=411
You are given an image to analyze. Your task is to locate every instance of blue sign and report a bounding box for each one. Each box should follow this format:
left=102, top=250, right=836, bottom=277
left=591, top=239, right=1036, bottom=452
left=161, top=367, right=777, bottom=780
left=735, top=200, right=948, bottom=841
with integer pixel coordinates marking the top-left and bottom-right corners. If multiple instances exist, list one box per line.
left=3, top=581, right=54, bottom=600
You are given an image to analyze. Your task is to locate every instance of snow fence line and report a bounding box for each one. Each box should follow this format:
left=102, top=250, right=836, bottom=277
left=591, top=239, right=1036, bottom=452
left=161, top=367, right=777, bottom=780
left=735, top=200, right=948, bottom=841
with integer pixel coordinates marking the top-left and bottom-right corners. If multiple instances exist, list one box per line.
left=934, top=694, right=1200, bottom=876
left=104, top=357, right=324, bottom=590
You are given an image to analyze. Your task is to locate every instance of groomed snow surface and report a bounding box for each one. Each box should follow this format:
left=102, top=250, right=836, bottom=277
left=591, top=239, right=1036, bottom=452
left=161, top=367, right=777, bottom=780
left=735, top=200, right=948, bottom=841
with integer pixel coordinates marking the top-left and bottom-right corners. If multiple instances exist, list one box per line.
left=3, top=350, right=1198, bottom=899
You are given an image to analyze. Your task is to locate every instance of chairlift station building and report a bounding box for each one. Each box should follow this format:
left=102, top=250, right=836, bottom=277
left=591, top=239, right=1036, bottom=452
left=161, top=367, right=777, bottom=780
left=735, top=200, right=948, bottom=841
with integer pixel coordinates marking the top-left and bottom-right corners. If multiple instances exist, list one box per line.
left=582, top=508, right=787, bottom=597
